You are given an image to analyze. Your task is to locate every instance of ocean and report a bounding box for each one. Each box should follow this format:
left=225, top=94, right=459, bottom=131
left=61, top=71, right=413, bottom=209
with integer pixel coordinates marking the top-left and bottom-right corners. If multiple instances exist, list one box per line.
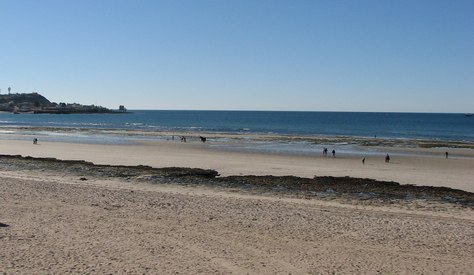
left=0, top=111, right=473, bottom=155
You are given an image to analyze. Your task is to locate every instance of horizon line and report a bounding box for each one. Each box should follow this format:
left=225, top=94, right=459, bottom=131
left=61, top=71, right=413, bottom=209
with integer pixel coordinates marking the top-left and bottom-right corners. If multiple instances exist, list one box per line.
left=123, top=109, right=473, bottom=115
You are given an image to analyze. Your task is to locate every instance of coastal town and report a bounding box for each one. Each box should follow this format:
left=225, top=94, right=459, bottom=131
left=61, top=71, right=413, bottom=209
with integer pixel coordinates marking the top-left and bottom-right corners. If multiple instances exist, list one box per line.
left=0, top=91, right=126, bottom=114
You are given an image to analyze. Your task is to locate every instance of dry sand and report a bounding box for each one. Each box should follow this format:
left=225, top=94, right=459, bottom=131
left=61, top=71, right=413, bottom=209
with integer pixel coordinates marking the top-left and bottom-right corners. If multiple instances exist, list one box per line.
left=1, top=139, right=474, bottom=273
left=1, top=170, right=473, bottom=274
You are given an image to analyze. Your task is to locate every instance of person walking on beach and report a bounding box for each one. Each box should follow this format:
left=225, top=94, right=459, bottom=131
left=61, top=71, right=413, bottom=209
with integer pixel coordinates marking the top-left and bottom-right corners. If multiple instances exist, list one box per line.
left=322, top=147, right=328, bottom=157
left=332, top=149, right=336, bottom=158
left=33, top=137, right=38, bottom=144
left=445, top=151, right=449, bottom=159
left=362, top=157, right=365, bottom=165
left=385, top=153, right=390, bottom=163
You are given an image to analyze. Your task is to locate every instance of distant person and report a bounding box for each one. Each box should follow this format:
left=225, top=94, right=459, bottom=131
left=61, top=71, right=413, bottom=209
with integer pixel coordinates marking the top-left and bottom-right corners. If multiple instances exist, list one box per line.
left=332, top=149, right=336, bottom=158
left=180, top=136, right=186, bottom=142
left=33, top=137, right=38, bottom=144
left=322, top=147, right=327, bottom=157
left=445, top=151, right=449, bottom=159
left=385, top=153, right=390, bottom=163
left=199, top=136, right=207, bottom=143
left=362, top=157, right=365, bottom=165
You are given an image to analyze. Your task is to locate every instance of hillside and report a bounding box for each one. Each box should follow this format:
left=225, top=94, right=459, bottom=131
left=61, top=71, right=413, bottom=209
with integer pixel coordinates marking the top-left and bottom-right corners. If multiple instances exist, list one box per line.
left=0, top=93, right=52, bottom=108
left=0, top=93, right=121, bottom=114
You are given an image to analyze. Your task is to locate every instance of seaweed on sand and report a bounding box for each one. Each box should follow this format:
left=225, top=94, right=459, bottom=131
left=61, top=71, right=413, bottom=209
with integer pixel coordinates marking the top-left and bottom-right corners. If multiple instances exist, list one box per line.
left=1, top=154, right=472, bottom=207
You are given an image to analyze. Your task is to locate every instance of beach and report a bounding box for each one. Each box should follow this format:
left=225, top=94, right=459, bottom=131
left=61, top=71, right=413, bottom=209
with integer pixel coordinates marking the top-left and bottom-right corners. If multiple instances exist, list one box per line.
left=1, top=138, right=474, bottom=273
left=4, top=0, right=474, bottom=272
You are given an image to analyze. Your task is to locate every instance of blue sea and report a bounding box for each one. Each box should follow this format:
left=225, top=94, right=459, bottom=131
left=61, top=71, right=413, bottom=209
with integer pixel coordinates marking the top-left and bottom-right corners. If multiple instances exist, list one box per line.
left=0, top=111, right=473, bottom=155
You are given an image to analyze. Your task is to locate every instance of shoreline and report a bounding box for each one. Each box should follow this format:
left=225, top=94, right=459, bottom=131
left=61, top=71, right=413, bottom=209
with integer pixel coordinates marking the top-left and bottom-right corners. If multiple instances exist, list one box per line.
left=1, top=126, right=474, bottom=154
left=2, top=124, right=474, bottom=143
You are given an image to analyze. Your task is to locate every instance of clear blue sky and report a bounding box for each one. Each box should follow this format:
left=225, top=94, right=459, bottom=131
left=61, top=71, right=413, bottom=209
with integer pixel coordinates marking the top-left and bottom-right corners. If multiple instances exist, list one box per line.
left=1, top=0, right=473, bottom=112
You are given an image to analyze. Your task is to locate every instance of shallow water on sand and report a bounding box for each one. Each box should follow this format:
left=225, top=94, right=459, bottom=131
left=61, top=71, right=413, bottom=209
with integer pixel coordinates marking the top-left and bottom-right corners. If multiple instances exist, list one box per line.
left=0, top=111, right=473, bottom=156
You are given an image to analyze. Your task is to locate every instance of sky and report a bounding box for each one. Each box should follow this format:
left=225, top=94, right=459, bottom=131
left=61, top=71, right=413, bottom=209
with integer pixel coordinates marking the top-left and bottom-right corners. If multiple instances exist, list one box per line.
left=0, top=0, right=473, bottom=112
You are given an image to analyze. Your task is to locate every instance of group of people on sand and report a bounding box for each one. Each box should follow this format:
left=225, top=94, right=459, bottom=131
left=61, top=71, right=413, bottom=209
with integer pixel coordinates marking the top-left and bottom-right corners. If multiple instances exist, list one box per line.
left=324, top=147, right=391, bottom=164
left=33, top=137, right=38, bottom=144
left=322, top=147, right=336, bottom=158
left=177, top=136, right=207, bottom=143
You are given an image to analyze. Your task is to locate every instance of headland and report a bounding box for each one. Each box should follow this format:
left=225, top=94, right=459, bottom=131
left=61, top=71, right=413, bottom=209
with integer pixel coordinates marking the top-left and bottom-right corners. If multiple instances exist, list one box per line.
left=0, top=92, right=127, bottom=114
